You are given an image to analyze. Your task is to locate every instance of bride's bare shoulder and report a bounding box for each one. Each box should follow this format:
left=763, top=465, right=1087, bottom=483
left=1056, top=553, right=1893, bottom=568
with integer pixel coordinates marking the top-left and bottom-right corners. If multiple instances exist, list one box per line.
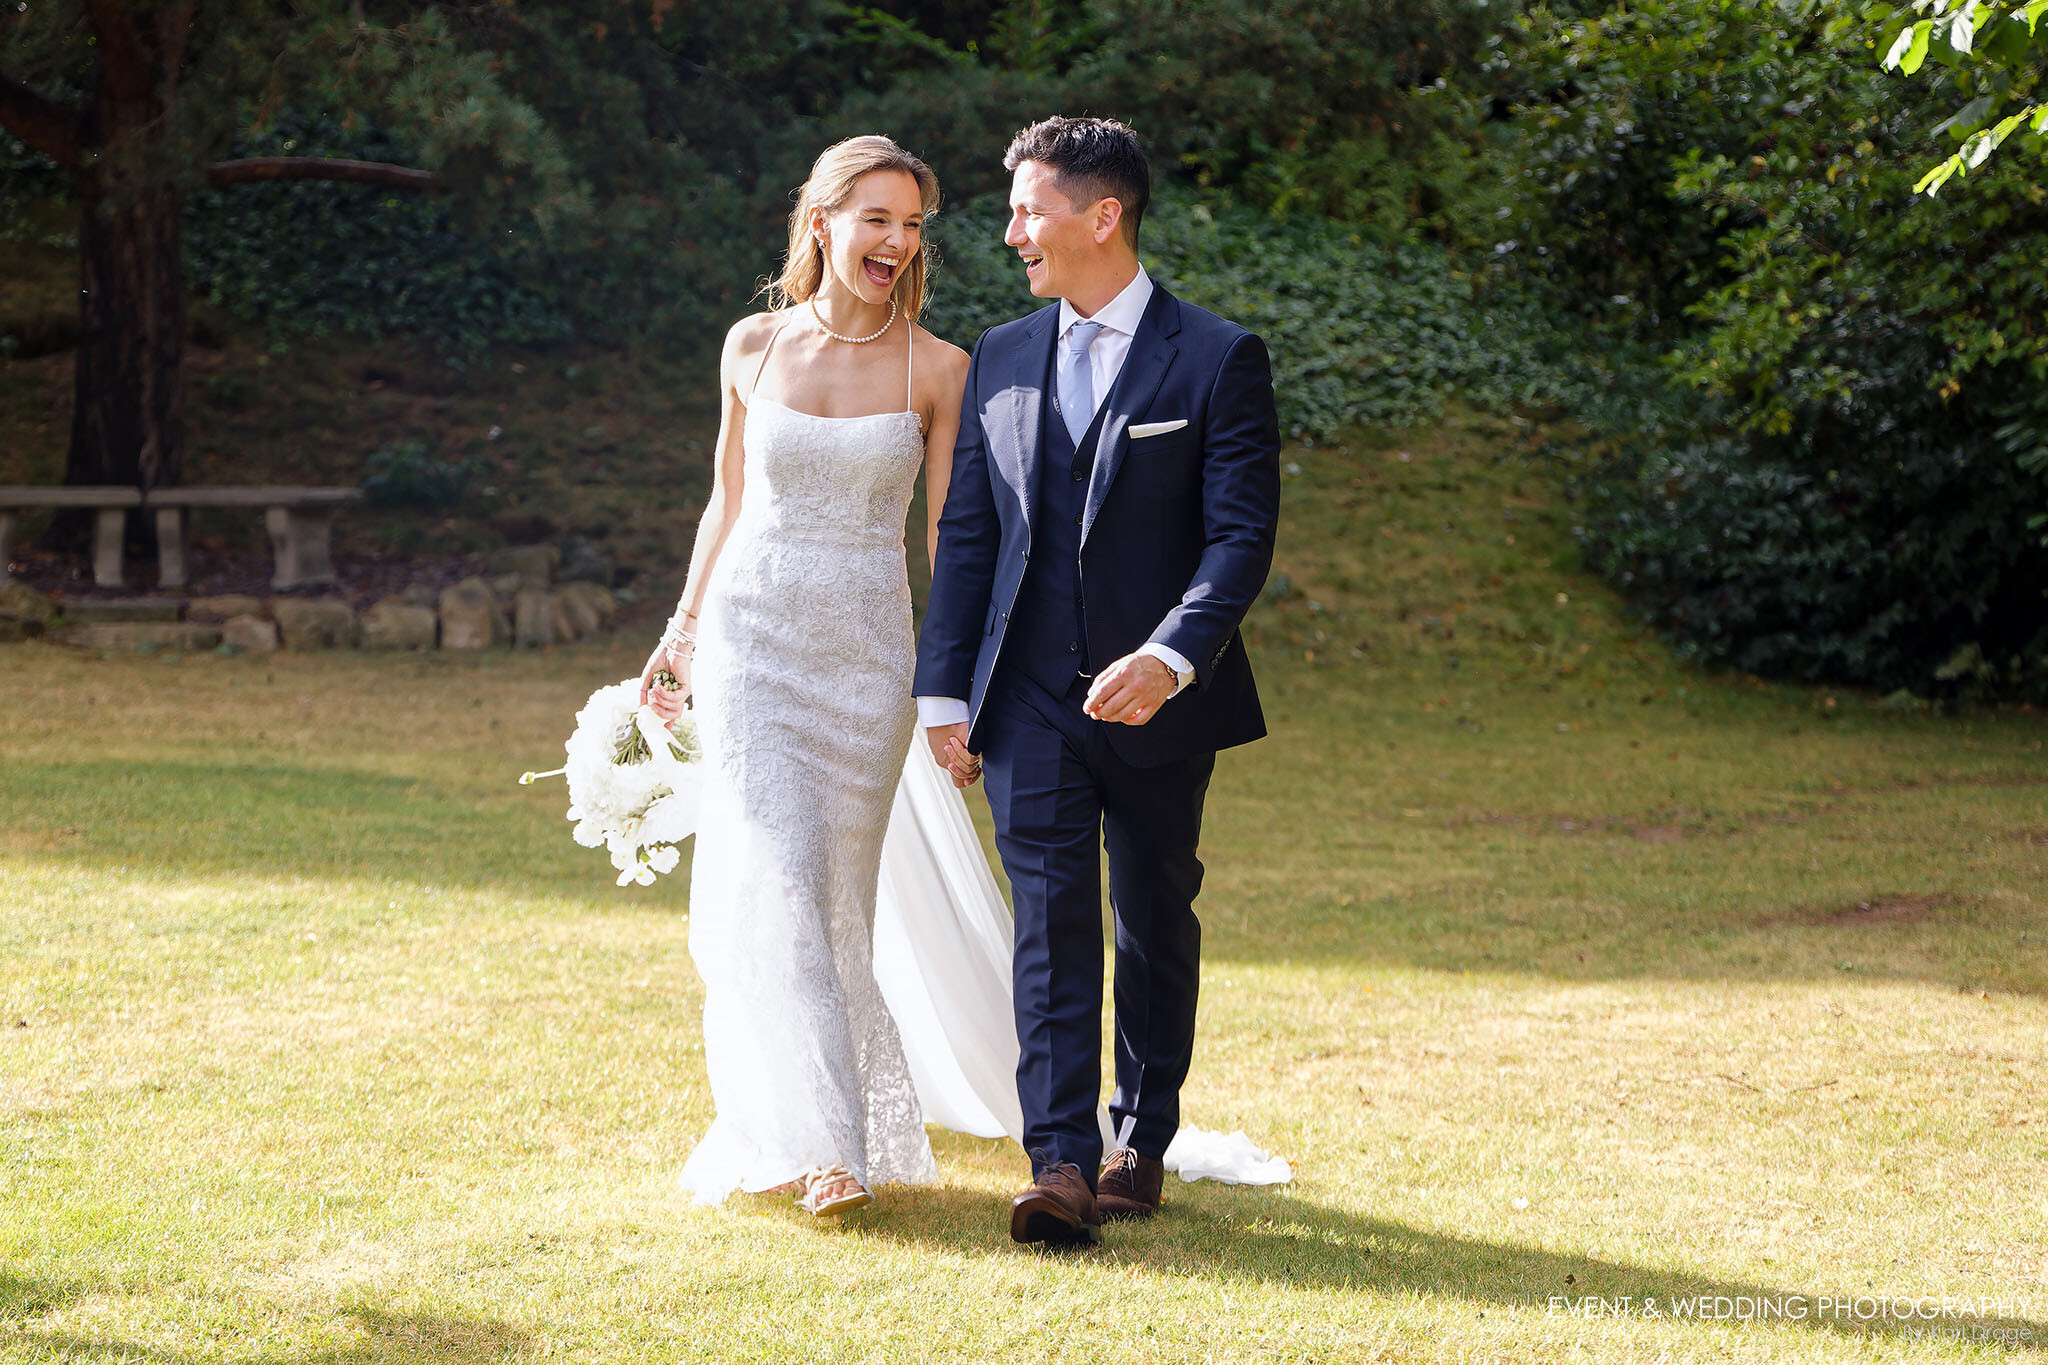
left=724, top=308, right=791, bottom=358
left=912, top=324, right=970, bottom=382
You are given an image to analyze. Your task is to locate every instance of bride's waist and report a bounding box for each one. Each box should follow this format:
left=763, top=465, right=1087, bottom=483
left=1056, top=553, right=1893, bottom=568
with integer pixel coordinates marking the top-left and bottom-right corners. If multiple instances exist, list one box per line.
left=729, top=515, right=905, bottom=550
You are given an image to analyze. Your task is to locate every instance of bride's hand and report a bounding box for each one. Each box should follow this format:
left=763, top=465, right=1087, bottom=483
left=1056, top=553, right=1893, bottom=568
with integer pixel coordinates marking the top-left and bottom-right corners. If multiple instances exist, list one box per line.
left=639, top=645, right=693, bottom=720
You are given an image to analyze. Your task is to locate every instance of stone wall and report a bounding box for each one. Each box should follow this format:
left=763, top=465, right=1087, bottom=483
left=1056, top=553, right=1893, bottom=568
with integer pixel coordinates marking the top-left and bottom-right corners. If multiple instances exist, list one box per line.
left=1, top=557, right=626, bottom=655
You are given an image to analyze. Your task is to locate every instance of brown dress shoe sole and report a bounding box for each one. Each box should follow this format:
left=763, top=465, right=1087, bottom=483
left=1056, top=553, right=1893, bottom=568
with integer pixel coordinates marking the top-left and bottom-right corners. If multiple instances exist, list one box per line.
left=1009, top=1190, right=1103, bottom=1247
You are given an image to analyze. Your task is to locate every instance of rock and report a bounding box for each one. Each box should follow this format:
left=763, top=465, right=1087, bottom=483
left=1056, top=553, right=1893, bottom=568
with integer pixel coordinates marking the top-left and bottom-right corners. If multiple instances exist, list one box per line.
left=557, top=580, right=620, bottom=629
left=0, top=609, right=45, bottom=643
left=362, top=599, right=437, bottom=651
left=439, top=577, right=507, bottom=650
left=555, top=536, right=613, bottom=586
left=486, top=544, right=558, bottom=593
left=0, top=580, right=56, bottom=623
left=514, top=589, right=555, bottom=648
left=272, top=596, right=358, bottom=650
left=221, top=614, right=280, bottom=653
left=550, top=588, right=600, bottom=642
left=55, top=622, right=221, bottom=652
left=400, top=582, right=440, bottom=609
left=186, top=593, right=265, bottom=622
left=62, top=597, right=181, bottom=623
left=488, top=571, right=523, bottom=601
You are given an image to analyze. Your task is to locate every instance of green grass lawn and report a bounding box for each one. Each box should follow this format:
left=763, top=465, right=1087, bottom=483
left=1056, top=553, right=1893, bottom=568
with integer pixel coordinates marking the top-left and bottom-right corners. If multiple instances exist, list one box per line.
left=3, top=413, right=2046, bottom=1363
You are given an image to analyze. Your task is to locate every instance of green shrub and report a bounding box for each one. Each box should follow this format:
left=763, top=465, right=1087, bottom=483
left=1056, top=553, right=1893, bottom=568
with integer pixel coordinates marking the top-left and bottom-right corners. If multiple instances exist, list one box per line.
left=360, top=441, right=479, bottom=511
left=1577, top=390, right=2048, bottom=700
left=1547, top=0, right=2048, bottom=699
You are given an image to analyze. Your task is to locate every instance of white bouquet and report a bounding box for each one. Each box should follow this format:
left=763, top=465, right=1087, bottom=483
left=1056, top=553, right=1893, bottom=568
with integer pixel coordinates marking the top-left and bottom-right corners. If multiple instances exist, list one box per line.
left=521, top=674, right=702, bottom=886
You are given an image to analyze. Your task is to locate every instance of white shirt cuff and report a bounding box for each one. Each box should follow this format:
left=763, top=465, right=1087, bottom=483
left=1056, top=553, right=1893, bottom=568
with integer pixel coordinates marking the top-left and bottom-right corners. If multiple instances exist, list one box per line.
left=916, top=696, right=971, bottom=728
left=1139, top=643, right=1196, bottom=697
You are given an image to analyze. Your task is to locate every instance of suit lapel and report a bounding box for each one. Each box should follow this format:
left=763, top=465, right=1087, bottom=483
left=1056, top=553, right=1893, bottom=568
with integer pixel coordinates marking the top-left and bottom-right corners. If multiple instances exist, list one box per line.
left=995, top=307, right=1058, bottom=544
left=1081, top=288, right=1180, bottom=547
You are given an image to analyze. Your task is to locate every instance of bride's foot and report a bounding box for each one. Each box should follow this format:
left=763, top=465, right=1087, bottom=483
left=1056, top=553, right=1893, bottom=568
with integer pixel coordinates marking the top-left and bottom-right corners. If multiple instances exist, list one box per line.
left=795, top=1163, right=873, bottom=1218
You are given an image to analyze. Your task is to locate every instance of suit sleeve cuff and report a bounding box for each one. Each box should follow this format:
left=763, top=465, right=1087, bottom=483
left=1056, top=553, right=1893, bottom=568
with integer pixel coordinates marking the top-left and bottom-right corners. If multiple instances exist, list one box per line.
left=1138, top=643, right=1196, bottom=697
left=916, top=696, right=972, bottom=728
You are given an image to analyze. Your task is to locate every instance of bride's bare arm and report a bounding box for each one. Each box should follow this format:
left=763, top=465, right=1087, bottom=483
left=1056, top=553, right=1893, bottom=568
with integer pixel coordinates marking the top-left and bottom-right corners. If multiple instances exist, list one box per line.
left=642, top=318, right=765, bottom=712
left=920, top=336, right=971, bottom=573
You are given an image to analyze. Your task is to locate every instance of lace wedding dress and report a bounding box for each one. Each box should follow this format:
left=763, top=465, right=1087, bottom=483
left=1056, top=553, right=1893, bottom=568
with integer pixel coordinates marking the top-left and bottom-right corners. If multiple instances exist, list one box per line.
left=678, top=324, right=937, bottom=1202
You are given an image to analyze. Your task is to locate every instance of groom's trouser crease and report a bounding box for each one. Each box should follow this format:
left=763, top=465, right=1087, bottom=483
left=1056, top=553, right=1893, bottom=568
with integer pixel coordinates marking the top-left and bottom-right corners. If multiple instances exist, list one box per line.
left=981, top=670, right=1213, bottom=1180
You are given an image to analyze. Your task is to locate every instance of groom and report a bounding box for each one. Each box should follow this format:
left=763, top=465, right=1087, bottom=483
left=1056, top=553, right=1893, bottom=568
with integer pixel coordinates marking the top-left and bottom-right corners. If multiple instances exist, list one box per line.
left=915, top=116, right=1281, bottom=1246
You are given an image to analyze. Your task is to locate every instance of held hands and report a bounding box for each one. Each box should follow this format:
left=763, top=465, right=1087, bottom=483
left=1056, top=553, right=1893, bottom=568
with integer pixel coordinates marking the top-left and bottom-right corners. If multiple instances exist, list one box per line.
left=639, top=644, right=693, bottom=722
left=925, top=721, right=982, bottom=789
left=1083, top=652, right=1175, bottom=725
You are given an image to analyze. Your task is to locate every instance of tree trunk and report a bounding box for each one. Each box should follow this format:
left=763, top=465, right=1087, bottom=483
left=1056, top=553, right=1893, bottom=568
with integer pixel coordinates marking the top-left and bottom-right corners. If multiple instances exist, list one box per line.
left=60, top=2, right=199, bottom=506
left=67, top=167, right=188, bottom=494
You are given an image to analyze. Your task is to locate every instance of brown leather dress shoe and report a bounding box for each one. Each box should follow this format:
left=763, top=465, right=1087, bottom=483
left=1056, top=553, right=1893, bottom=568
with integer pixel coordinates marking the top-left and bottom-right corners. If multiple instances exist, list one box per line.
left=1097, top=1147, right=1165, bottom=1220
left=1009, top=1161, right=1102, bottom=1246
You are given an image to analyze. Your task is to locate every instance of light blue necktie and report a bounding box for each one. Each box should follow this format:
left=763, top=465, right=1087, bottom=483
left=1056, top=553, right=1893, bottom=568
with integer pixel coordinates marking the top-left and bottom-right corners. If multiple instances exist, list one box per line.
left=1058, top=319, right=1104, bottom=449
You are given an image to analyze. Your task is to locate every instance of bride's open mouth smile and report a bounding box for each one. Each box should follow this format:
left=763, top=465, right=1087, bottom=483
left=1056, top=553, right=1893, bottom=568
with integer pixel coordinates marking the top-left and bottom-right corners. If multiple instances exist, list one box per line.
left=863, top=253, right=900, bottom=287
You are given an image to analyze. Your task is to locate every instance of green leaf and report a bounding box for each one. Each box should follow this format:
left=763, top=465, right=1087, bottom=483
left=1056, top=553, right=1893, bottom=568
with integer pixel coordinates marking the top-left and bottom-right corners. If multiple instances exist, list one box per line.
left=1885, top=18, right=1928, bottom=67
left=2023, top=0, right=2048, bottom=34
left=1883, top=22, right=1910, bottom=68
left=1990, top=106, right=2034, bottom=143
left=1949, top=1, right=1978, bottom=52
left=1915, top=154, right=1964, bottom=194
left=1934, top=92, right=1994, bottom=137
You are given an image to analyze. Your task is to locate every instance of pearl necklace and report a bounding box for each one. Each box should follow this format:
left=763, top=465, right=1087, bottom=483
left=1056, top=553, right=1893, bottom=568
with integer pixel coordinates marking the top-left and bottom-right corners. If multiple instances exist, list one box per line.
left=810, top=294, right=899, bottom=344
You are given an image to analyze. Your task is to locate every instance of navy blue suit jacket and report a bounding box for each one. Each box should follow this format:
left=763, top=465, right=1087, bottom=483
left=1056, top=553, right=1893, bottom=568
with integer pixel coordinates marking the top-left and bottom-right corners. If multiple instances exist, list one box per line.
left=914, top=284, right=1282, bottom=768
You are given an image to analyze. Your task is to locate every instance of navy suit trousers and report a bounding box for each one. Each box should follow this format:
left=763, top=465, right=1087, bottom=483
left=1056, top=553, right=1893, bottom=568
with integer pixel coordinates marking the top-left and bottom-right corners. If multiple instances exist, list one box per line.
left=979, top=670, right=1215, bottom=1183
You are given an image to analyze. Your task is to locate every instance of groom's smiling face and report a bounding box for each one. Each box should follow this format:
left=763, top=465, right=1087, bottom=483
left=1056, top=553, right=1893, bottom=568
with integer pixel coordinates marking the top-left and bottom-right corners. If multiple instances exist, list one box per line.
left=1006, top=159, right=1111, bottom=303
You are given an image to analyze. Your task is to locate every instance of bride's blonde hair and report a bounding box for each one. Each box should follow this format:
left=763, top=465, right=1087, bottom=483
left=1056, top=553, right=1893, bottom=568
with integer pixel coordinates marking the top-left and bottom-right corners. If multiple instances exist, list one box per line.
left=769, top=135, right=941, bottom=319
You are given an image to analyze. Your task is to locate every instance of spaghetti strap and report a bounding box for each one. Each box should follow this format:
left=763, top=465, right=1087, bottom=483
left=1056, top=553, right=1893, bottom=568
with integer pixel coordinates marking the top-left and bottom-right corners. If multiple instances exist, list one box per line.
left=904, top=317, right=915, bottom=417
left=747, top=315, right=789, bottom=406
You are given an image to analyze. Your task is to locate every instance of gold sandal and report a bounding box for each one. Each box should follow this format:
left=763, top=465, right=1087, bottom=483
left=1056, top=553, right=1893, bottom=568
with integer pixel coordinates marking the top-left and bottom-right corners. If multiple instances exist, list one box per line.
left=795, top=1163, right=873, bottom=1218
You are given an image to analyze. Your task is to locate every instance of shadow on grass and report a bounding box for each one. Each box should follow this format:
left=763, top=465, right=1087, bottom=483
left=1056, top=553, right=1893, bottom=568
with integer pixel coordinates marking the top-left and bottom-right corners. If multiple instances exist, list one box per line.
left=0, top=758, right=609, bottom=908
left=19, top=1308, right=533, bottom=1363
left=1, top=1264, right=91, bottom=1322
left=855, top=1183, right=2044, bottom=1351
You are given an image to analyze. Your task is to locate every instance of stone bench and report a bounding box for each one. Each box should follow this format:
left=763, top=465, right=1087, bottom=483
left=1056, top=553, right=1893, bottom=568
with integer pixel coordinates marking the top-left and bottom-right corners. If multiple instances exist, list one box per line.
left=0, top=486, right=143, bottom=588
left=1, top=484, right=362, bottom=590
left=144, top=486, right=364, bottom=590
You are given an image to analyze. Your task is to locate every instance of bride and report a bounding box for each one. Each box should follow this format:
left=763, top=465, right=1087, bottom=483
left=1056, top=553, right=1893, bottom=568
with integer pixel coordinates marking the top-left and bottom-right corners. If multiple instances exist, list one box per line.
left=639, top=135, right=973, bottom=1217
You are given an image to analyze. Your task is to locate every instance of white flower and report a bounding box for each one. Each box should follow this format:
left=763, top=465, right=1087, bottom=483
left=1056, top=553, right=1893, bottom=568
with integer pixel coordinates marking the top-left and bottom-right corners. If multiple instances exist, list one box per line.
left=524, top=677, right=703, bottom=887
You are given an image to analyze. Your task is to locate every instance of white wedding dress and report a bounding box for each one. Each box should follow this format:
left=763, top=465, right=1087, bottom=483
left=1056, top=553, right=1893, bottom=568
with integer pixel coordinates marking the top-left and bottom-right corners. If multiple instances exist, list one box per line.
left=678, top=325, right=936, bottom=1201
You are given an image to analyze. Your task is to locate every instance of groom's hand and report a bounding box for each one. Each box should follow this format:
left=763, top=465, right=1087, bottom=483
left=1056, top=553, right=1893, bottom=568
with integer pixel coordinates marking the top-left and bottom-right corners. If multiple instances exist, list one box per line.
left=1084, top=653, right=1176, bottom=725
left=925, top=722, right=982, bottom=788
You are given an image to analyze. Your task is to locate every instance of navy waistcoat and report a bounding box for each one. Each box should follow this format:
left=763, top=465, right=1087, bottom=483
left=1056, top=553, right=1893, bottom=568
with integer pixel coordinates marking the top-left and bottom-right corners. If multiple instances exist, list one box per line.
left=1007, top=389, right=1110, bottom=694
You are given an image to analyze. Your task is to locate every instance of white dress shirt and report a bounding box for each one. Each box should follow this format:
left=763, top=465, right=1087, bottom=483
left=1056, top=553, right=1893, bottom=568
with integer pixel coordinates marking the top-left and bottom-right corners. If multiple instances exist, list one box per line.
left=916, top=266, right=1194, bottom=730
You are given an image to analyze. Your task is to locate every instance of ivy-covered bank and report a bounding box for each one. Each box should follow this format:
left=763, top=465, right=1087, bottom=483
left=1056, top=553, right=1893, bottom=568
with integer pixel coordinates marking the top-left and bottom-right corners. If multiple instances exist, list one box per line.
left=925, top=189, right=1596, bottom=439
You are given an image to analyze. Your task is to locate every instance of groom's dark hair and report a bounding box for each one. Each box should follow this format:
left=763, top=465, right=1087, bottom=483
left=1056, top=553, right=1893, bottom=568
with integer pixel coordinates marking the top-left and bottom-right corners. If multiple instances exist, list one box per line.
left=1004, top=116, right=1150, bottom=248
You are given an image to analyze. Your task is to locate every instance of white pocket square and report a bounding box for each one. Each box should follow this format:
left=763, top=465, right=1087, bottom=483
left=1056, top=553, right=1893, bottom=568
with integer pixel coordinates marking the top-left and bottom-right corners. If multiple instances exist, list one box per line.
left=1129, top=419, right=1189, bottom=439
